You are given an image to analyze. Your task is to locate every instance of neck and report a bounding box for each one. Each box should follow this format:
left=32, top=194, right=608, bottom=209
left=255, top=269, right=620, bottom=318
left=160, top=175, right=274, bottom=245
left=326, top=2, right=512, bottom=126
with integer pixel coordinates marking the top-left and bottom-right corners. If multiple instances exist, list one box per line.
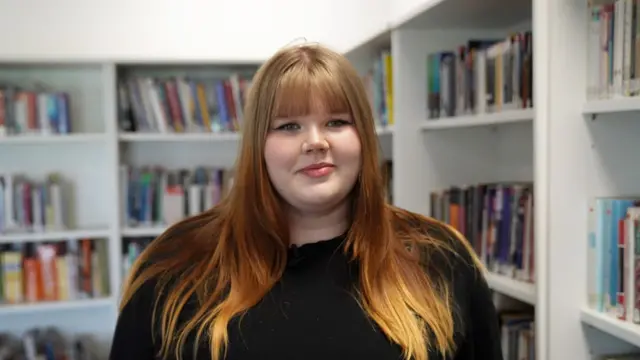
left=288, top=201, right=350, bottom=246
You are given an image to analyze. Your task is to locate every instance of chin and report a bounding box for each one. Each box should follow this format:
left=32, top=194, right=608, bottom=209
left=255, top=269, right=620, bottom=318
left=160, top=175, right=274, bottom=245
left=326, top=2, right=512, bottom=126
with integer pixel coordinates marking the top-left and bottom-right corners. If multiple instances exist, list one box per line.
left=293, top=191, right=347, bottom=211
left=299, top=192, right=342, bottom=205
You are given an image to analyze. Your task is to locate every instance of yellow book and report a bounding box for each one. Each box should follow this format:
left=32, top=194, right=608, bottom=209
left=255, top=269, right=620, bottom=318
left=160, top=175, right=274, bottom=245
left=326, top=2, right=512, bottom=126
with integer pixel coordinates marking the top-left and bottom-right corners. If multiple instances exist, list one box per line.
left=383, top=51, right=394, bottom=125
left=56, top=257, right=70, bottom=301
left=1, top=251, right=23, bottom=303
left=196, top=83, right=212, bottom=131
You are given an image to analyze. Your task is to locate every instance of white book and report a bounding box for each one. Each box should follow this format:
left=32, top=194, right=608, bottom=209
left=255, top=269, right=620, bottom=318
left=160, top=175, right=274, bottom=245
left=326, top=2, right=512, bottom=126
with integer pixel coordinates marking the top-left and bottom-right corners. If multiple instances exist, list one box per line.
left=188, top=184, right=202, bottom=216
left=625, top=208, right=639, bottom=322
left=474, top=50, right=487, bottom=115
left=588, top=8, right=602, bottom=99
left=162, top=191, right=184, bottom=225
left=613, top=0, right=625, bottom=96
left=623, top=0, right=634, bottom=95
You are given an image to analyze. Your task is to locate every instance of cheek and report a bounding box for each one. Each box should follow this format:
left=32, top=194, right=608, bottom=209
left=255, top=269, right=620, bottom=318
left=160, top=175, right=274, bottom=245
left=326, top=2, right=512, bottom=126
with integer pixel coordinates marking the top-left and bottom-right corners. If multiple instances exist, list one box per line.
left=264, top=137, right=297, bottom=173
left=336, top=130, right=363, bottom=166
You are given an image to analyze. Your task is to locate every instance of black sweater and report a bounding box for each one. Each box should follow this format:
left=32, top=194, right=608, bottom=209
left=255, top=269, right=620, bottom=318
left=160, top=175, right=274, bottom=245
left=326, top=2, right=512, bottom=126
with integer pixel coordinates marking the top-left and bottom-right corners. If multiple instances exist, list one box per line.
left=109, top=232, right=503, bottom=360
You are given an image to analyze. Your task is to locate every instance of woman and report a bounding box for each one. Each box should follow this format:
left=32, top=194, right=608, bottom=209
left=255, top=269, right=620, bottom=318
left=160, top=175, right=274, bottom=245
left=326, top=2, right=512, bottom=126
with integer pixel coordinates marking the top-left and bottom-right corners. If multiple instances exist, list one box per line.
left=109, top=43, right=503, bottom=360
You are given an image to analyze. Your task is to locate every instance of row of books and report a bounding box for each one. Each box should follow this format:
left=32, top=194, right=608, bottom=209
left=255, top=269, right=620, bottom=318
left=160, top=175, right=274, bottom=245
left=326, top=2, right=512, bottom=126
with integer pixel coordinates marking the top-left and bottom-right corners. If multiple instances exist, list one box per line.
left=120, top=159, right=394, bottom=230
left=0, top=86, right=72, bottom=137
left=0, top=173, right=68, bottom=235
left=0, top=238, right=108, bottom=305
left=117, top=73, right=252, bottom=135
left=118, top=159, right=393, bottom=279
left=427, top=31, right=534, bottom=120
left=498, top=311, right=535, bottom=360
left=0, top=327, right=101, bottom=360
left=120, top=165, right=235, bottom=228
left=587, top=0, right=640, bottom=100
left=429, top=182, right=535, bottom=283
left=362, top=50, right=394, bottom=127
left=587, top=197, right=640, bottom=323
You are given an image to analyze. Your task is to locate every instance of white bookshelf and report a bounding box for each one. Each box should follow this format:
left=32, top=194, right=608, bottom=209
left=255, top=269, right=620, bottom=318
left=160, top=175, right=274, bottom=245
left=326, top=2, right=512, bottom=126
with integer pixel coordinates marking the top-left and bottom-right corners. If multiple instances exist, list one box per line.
left=537, top=0, right=640, bottom=358
left=383, top=1, right=540, bottom=357
left=0, top=63, right=119, bottom=347
left=575, top=103, right=640, bottom=355
left=343, top=0, right=541, bottom=358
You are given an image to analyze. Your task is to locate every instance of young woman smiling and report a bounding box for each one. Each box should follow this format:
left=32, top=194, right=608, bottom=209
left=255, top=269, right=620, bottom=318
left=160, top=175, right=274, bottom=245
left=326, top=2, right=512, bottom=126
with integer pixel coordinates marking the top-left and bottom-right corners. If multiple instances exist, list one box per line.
left=109, top=42, right=503, bottom=360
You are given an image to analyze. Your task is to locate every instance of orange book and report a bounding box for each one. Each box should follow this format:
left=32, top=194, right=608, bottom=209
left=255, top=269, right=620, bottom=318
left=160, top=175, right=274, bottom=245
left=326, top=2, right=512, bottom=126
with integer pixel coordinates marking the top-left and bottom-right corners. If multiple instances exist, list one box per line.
left=23, top=255, right=43, bottom=302
left=80, top=239, right=93, bottom=296
left=37, top=244, right=59, bottom=301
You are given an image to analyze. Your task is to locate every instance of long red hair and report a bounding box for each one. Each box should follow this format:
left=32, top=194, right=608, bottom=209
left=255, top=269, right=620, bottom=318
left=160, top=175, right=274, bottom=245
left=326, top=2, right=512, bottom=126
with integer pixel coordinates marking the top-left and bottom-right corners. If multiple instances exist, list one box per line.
left=119, top=43, right=482, bottom=360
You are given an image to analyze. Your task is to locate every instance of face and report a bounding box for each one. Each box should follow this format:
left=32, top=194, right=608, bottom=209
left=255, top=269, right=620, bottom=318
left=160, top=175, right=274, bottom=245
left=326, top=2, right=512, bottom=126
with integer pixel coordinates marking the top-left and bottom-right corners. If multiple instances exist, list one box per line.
left=264, top=105, right=362, bottom=215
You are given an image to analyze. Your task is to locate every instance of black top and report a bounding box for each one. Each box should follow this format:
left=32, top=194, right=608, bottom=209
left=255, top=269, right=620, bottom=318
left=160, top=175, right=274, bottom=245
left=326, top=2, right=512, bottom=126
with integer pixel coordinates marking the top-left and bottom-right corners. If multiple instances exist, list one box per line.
left=109, top=232, right=503, bottom=360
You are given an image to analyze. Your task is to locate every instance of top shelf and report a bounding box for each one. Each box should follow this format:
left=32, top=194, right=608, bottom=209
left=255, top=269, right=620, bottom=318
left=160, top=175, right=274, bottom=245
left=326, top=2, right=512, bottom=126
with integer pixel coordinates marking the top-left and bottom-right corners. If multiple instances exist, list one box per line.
left=421, top=109, right=534, bottom=130
left=393, top=0, right=531, bottom=30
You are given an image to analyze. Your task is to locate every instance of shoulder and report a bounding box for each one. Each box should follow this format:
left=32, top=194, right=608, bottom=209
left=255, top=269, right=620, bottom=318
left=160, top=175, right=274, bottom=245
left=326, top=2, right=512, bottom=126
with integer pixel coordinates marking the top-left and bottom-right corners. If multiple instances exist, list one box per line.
left=390, top=207, right=498, bottom=343
left=390, top=206, right=483, bottom=282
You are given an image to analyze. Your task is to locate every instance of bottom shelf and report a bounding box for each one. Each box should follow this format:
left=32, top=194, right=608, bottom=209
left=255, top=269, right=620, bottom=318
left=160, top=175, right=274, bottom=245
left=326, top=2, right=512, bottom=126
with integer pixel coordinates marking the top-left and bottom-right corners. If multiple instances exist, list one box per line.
left=485, top=272, right=536, bottom=305
left=580, top=307, right=640, bottom=348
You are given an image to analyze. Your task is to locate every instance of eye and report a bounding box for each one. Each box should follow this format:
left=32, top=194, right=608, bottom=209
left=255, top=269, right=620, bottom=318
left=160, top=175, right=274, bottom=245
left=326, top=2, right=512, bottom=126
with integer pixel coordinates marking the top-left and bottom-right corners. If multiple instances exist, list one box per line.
left=274, top=123, right=300, bottom=131
left=327, top=119, right=351, bottom=127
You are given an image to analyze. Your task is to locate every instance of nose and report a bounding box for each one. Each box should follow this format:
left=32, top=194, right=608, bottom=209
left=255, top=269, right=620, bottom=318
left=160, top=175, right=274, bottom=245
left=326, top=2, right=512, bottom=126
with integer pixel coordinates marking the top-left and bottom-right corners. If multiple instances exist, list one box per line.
left=301, top=127, right=329, bottom=153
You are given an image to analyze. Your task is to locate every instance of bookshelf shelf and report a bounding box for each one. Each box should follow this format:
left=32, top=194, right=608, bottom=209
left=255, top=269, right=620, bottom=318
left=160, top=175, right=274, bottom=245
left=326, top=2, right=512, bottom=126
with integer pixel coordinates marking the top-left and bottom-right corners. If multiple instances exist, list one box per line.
left=583, top=98, right=640, bottom=115
left=0, top=228, right=111, bottom=244
left=121, top=226, right=166, bottom=237
left=580, top=308, right=640, bottom=349
left=420, top=109, right=534, bottom=130
left=485, top=272, right=536, bottom=305
left=0, top=133, right=106, bottom=145
left=375, top=125, right=395, bottom=136
left=118, top=128, right=394, bottom=143
left=118, top=132, right=241, bottom=143
left=0, top=297, right=114, bottom=316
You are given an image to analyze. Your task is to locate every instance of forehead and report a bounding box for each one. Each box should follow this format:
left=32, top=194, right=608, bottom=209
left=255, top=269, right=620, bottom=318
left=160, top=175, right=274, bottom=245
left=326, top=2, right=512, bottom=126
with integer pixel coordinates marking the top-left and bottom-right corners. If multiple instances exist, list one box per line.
left=272, top=64, right=350, bottom=119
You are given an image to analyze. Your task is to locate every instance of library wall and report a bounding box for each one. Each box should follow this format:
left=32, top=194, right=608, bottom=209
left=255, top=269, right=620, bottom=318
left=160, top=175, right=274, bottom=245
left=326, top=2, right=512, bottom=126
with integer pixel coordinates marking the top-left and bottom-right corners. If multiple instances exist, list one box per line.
left=390, top=0, right=427, bottom=24
left=0, top=0, right=389, bottom=62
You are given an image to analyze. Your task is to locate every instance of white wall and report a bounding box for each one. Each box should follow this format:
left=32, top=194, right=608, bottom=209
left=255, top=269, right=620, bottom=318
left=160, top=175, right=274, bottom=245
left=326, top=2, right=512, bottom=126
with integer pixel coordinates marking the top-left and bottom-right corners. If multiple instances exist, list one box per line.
left=389, top=0, right=440, bottom=27
left=0, top=0, right=390, bottom=62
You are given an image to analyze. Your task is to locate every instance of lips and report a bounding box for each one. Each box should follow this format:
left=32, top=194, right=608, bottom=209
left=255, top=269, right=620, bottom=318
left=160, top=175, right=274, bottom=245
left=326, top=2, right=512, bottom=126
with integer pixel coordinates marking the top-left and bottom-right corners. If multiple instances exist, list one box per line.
left=301, top=163, right=333, bottom=171
left=299, top=163, right=335, bottom=178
